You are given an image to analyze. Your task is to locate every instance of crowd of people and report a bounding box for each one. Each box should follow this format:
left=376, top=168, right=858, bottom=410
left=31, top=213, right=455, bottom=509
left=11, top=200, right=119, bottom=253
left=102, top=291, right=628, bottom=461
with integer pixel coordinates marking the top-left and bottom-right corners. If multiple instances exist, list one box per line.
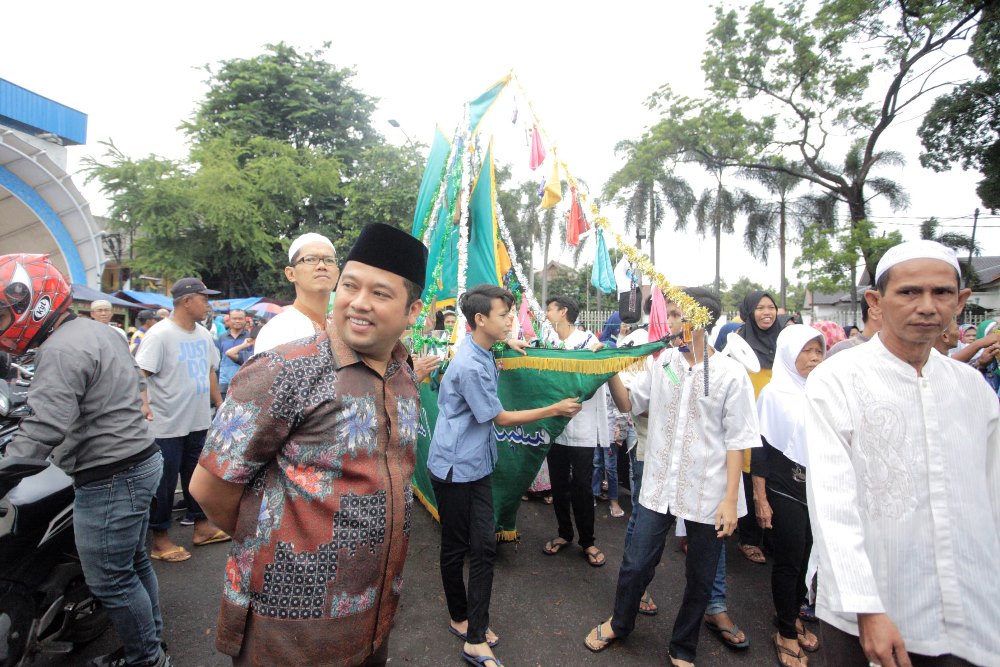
left=0, top=235, right=997, bottom=667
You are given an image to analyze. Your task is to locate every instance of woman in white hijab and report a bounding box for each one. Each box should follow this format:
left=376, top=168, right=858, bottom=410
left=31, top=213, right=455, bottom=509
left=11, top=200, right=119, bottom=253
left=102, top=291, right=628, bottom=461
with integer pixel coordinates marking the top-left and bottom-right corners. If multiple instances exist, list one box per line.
left=750, top=324, right=825, bottom=667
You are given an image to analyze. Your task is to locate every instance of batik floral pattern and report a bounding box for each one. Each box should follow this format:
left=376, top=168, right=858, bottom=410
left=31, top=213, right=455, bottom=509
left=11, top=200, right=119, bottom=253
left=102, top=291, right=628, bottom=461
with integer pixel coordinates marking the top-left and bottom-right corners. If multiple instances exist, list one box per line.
left=205, top=401, right=261, bottom=483
left=337, top=396, right=378, bottom=457
left=396, top=397, right=418, bottom=451
left=330, top=586, right=377, bottom=619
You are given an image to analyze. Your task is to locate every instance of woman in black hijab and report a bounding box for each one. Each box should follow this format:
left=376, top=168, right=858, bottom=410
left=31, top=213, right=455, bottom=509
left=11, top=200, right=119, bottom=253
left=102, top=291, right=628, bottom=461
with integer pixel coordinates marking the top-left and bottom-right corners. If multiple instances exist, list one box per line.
left=735, top=290, right=782, bottom=566
left=737, top=290, right=782, bottom=369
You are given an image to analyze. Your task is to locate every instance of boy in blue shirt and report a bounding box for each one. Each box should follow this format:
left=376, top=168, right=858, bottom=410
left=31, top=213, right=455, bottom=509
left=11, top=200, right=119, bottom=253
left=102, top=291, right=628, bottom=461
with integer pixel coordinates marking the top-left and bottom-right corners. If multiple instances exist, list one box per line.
left=427, top=284, right=582, bottom=667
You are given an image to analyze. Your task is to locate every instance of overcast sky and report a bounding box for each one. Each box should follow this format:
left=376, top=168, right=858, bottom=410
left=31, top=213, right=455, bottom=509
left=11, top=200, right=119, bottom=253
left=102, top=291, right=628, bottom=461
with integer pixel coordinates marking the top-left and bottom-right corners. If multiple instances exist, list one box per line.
left=2, top=0, right=994, bottom=292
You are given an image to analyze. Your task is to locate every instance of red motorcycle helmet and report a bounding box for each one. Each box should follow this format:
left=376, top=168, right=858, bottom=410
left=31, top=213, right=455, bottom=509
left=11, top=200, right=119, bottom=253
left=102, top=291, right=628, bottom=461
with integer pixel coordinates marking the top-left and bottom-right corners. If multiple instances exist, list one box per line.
left=0, top=254, right=72, bottom=355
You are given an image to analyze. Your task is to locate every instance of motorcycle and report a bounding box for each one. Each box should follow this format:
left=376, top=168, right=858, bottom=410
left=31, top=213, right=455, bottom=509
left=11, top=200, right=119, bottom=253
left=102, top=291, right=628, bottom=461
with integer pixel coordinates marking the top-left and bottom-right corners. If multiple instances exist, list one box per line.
left=0, top=351, right=110, bottom=666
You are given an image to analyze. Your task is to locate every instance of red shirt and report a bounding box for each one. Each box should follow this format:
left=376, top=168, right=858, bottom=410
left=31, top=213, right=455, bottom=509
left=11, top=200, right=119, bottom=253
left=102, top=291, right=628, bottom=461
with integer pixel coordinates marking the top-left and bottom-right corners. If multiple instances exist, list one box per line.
left=200, top=326, right=419, bottom=666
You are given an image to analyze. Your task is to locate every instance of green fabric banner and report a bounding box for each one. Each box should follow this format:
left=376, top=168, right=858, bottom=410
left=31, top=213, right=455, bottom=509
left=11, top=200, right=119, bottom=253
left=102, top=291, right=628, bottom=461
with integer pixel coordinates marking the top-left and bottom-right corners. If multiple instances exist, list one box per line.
left=412, top=340, right=667, bottom=539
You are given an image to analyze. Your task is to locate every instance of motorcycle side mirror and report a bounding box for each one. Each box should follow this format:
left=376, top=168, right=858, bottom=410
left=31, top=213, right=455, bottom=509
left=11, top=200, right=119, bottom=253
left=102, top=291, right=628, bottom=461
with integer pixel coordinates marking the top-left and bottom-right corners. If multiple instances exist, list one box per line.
left=0, top=456, right=49, bottom=498
left=0, top=351, right=9, bottom=380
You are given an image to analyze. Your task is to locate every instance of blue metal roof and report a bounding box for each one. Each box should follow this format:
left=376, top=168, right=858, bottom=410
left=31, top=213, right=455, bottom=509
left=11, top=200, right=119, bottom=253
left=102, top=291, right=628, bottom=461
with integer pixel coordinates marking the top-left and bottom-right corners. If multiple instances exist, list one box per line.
left=0, top=79, right=87, bottom=146
left=115, top=290, right=175, bottom=309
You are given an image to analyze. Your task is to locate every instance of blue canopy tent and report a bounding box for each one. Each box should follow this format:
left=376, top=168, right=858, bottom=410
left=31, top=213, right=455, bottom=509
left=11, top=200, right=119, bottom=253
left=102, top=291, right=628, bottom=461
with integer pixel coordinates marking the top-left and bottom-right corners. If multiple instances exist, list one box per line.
left=113, top=290, right=174, bottom=310
left=71, top=284, right=144, bottom=310
left=209, top=296, right=263, bottom=313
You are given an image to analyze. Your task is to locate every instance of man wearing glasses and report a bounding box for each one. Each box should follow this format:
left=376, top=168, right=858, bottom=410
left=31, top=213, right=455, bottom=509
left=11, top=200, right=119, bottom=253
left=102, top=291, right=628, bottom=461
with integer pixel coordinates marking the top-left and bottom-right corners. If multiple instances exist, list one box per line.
left=254, top=233, right=339, bottom=354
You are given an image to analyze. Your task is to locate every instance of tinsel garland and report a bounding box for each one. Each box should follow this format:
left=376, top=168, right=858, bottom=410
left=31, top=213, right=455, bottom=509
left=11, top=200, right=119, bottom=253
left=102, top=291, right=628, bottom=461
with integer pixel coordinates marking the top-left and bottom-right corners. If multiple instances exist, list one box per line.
left=508, top=72, right=711, bottom=330
left=453, top=112, right=475, bottom=338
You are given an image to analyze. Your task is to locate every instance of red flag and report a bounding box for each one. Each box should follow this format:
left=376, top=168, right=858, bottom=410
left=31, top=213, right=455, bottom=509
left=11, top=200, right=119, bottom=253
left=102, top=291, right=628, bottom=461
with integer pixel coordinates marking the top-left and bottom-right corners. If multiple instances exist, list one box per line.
left=517, top=297, right=536, bottom=341
left=566, top=187, right=589, bottom=246
left=529, top=126, right=546, bottom=171
left=647, top=286, right=669, bottom=358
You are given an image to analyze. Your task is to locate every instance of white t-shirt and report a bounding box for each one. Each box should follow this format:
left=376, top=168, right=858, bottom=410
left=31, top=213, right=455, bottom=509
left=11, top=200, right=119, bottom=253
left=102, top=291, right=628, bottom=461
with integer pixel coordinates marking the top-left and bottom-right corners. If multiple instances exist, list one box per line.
left=135, top=318, right=220, bottom=438
left=252, top=307, right=322, bottom=354
left=546, top=328, right=611, bottom=448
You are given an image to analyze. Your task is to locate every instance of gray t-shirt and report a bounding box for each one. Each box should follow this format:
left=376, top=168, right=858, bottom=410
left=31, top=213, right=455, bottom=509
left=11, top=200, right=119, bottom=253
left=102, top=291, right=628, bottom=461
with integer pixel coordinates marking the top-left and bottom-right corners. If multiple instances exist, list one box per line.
left=135, top=318, right=220, bottom=438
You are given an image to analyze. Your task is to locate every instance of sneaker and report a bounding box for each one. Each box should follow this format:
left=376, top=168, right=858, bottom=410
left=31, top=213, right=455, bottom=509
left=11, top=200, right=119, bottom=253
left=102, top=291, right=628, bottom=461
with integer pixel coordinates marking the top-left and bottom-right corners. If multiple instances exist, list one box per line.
left=178, top=515, right=195, bottom=526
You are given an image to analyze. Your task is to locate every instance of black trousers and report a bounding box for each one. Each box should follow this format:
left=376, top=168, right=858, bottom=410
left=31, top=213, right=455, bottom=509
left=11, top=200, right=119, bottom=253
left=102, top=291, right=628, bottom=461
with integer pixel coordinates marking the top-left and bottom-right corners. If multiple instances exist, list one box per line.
left=769, top=492, right=812, bottom=640
left=737, top=470, right=764, bottom=547
left=432, top=475, right=496, bottom=645
left=546, top=443, right=596, bottom=548
left=818, top=621, right=976, bottom=667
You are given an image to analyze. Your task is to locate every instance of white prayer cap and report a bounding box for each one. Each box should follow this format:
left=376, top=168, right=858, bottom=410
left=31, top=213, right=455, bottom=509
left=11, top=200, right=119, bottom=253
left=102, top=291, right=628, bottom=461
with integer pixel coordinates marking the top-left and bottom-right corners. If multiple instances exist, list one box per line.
left=90, top=299, right=112, bottom=310
left=288, top=233, right=335, bottom=263
left=874, top=240, right=960, bottom=284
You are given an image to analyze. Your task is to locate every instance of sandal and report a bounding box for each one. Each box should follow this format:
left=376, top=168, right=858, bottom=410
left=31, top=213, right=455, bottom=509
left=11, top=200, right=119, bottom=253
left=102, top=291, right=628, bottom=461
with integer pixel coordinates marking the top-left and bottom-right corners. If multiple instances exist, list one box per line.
left=739, top=543, right=767, bottom=564
left=584, top=620, right=615, bottom=652
left=638, top=591, right=657, bottom=616
left=773, top=633, right=806, bottom=667
left=150, top=546, right=191, bottom=562
left=796, top=621, right=820, bottom=652
left=610, top=506, right=625, bottom=518
left=584, top=546, right=606, bottom=567
left=704, top=617, right=750, bottom=649
left=542, top=495, right=553, bottom=505
left=542, top=538, right=569, bottom=555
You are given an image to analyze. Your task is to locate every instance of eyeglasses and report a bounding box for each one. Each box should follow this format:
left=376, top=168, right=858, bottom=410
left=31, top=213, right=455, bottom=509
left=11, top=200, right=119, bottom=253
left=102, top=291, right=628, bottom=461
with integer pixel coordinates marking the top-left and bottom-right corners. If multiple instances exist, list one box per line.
left=295, top=256, right=338, bottom=267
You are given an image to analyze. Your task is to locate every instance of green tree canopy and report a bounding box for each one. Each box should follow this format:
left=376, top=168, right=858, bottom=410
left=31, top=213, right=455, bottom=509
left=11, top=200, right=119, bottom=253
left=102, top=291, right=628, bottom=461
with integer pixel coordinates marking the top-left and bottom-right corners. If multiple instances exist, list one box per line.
left=644, top=0, right=989, bottom=282
left=918, top=2, right=1000, bottom=209
left=85, top=44, right=419, bottom=298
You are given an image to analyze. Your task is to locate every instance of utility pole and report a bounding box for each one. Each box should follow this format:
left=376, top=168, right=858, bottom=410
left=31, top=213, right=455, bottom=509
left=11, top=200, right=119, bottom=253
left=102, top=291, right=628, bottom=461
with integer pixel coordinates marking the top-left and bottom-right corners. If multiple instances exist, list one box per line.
left=968, top=207, right=980, bottom=284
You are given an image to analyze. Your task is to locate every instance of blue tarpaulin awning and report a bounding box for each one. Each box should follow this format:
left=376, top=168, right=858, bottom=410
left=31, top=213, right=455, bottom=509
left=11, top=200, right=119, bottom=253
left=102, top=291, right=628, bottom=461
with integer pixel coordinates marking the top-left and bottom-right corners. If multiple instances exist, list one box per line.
left=71, top=284, right=144, bottom=310
left=114, top=290, right=175, bottom=309
left=209, top=296, right=263, bottom=312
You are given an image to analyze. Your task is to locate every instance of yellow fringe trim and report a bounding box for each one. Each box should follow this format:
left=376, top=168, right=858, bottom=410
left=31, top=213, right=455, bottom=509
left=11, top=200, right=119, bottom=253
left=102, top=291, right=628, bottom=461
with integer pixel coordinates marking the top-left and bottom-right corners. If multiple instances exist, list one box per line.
left=412, top=485, right=440, bottom=523
left=499, top=355, right=646, bottom=375
left=496, top=529, right=519, bottom=543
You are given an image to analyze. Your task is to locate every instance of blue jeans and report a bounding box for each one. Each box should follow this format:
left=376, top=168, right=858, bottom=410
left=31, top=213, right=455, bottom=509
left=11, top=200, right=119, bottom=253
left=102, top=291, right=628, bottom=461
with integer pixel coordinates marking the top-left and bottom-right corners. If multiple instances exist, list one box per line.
left=151, top=431, right=208, bottom=532
left=75, top=452, right=164, bottom=666
left=624, top=446, right=644, bottom=548
left=705, top=546, right=727, bottom=615
left=610, top=504, right=723, bottom=663
left=592, top=445, right=619, bottom=500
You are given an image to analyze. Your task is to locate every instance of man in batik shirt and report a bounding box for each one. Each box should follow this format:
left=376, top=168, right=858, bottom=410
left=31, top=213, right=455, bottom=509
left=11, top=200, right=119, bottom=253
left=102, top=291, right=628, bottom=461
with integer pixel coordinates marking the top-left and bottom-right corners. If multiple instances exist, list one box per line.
left=192, top=223, right=428, bottom=666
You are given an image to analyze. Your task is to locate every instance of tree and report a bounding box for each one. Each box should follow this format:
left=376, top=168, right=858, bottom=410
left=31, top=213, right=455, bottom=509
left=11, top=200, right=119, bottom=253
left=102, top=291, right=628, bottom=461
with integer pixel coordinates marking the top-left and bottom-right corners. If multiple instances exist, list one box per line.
left=692, top=166, right=756, bottom=294
left=722, top=276, right=764, bottom=315
left=795, top=219, right=903, bottom=295
left=84, top=45, right=416, bottom=298
left=919, top=216, right=981, bottom=285
left=740, top=161, right=805, bottom=308
left=919, top=2, right=1000, bottom=210
left=603, top=138, right=695, bottom=264
left=646, top=0, right=990, bottom=282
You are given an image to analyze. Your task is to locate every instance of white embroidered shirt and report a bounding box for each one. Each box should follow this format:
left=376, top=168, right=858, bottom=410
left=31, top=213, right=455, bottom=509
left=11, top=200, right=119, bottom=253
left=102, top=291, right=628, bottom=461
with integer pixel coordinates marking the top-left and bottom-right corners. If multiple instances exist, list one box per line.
left=630, top=348, right=760, bottom=524
left=805, top=334, right=1000, bottom=665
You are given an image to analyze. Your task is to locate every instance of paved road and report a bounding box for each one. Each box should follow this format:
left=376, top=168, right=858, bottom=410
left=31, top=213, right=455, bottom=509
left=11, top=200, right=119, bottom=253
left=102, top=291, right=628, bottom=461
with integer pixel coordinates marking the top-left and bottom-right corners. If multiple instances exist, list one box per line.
left=47, top=489, right=797, bottom=666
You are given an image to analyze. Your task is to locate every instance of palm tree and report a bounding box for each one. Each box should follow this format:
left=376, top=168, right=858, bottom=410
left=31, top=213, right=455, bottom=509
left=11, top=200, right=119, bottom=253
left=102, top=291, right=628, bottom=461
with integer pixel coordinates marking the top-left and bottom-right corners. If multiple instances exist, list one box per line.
left=693, top=167, right=756, bottom=294
left=920, top=216, right=981, bottom=285
left=603, top=138, right=695, bottom=265
left=740, top=163, right=805, bottom=308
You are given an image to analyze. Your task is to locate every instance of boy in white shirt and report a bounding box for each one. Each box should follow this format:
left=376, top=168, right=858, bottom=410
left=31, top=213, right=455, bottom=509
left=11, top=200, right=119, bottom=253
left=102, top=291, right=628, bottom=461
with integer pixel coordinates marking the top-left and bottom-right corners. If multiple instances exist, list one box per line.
left=584, top=288, right=760, bottom=667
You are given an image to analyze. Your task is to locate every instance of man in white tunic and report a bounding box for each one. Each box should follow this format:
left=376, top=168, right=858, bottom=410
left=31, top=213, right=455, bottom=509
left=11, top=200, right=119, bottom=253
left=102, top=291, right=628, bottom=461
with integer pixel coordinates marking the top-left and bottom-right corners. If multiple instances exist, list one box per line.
left=584, top=288, right=760, bottom=667
left=806, top=240, right=1000, bottom=667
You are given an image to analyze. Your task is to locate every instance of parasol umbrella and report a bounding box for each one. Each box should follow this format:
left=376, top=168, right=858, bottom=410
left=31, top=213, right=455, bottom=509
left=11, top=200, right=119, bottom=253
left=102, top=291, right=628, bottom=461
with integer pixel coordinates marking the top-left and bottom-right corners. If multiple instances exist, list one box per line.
left=248, top=302, right=286, bottom=317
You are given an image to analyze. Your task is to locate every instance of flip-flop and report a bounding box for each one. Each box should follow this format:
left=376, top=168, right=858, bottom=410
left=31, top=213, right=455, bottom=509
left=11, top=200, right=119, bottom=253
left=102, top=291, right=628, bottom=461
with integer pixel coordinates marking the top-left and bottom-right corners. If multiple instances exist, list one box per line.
left=584, top=621, right=615, bottom=652
left=796, top=625, right=820, bottom=652
left=739, top=543, right=767, bottom=564
left=542, top=538, right=569, bottom=555
left=638, top=591, right=658, bottom=616
left=773, top=633, right=806, bottom=667
left=584, top=547, right=606, bottom=567
left=193, top=530, right=231, bottom=546
left=610, top=506, right=625, bottom=518
left=448, top=625, right=499, bottom=648
left=150, top=546, right=190, bottom=562
left=461, top=650, right=503, bottom=666
left=704, top=618, right=751, bottom=649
